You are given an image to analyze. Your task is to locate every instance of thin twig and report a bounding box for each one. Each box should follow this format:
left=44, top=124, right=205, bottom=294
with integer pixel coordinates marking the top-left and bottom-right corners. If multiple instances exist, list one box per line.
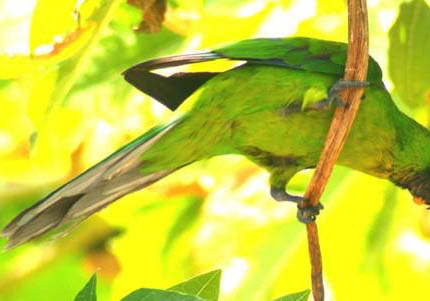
left=301, top=1, right=369, bottom=300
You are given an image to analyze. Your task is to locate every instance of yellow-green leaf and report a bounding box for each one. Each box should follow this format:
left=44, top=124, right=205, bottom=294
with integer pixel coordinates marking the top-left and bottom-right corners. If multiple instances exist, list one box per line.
left=30, top=0, right=78, bottom=54
left=169, top=270, right=221, bottom=301
left=388, top=0, right=430, bottom=108
left=122, top=289, right=204, bottom=301
left=74, top=273, right=97, bottom=301
left=273, top=290, right=310, bottom=301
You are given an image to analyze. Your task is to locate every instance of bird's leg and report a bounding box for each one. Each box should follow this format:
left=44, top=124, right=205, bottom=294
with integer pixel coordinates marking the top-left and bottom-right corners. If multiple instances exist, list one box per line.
left=270, top=170, right=323, bottom=224
left=270, top=186, right=303, bottom=203
left=312, top=79, right=369, bottom=110
left=271, top=186, right=324, bottom=223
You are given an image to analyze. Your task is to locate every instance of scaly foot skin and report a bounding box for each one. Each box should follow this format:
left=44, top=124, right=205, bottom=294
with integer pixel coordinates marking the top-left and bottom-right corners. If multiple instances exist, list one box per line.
left=270, top=186, right=324, bottom=224
left=311, top=79, right=369, bottom=110
left=270, top=186, right=303, bottom=203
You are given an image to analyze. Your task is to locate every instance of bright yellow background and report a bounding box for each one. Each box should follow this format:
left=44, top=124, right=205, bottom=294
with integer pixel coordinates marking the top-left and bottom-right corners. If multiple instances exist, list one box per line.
left=1, top=0, right=430, bottom=300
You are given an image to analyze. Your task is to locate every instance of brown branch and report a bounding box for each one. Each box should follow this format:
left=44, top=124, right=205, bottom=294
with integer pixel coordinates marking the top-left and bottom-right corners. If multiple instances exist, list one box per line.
left=301, top=1, right=369, bottom=300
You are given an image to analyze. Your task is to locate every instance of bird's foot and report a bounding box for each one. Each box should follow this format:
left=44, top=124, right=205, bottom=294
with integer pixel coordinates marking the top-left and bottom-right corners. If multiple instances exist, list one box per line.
left=312, top=79, right=369, bottom=110
left=297, top=201, right=324, bottom=224
left=271, top=186, right=323, bottom=224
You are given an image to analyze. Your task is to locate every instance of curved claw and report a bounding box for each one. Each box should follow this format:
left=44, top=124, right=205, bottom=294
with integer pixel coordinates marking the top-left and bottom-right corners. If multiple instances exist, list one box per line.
left=329, top=79, right=369, bottom=96
left=297, top=202, right=324, bottom=224
left=310, top=79, right=369, bottom=111
left=327, top=79, right=369, bottom=107
left=270, top=186, right=323, bottom=224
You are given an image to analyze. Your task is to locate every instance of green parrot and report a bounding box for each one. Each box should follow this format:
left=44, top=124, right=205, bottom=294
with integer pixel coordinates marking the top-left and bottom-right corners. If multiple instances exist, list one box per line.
left=3, top=37, right=430, bottom=250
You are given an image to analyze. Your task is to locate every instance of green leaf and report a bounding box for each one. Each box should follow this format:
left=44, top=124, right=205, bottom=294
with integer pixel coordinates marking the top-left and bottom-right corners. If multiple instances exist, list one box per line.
left=169, top=270, right=221, bottom=301
left=121, top=288, right=204, bottom=301
left=388, top=0, right=430, bottom=108
left=273, top=290, right=310, bottom=301
left=74, top=274, right=97, bottom=301
left=162, top=197, right=204, bottom=256
left=67, top=3, right=185, bottom=97
left=26, top=0, right=123, bottom=146
left=27, top=0, right=122, bottom=132
left=49, top=0, right=122, bottom=108
left=71, top=25, right=185, bottom=93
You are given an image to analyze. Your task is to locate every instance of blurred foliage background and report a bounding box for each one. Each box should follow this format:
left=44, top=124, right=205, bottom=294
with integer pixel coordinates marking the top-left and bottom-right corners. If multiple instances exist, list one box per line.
left=1, top=0, right=430, bottom=300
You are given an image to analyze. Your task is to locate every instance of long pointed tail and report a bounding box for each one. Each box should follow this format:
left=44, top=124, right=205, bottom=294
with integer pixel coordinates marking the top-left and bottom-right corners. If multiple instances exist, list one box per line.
left=2, top=119, right=184, bottom=250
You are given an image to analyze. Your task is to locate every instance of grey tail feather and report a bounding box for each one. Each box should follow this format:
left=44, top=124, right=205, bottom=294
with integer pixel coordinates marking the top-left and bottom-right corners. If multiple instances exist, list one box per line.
left=2, top=119, right=183, bottom=250
left=123, top=52, right=222, bottom=72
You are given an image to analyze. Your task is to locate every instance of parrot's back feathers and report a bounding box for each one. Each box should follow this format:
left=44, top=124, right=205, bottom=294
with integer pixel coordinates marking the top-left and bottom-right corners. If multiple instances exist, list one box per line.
left=213, top=37, right=383, bottom=83
left=123, top=37, right=383, bottom=111
left=2, top=121, right=180, bottom=250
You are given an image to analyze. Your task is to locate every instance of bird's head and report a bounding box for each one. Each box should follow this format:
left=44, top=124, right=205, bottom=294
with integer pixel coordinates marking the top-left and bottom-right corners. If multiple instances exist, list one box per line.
left=413, top=196, right=428, bottom=206
left=406, top=170, right=430, bottom=208
left=391, top=169, right=430, bottom=208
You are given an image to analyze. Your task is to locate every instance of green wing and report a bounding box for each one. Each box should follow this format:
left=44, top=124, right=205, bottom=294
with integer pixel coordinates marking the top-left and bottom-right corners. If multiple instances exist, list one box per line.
left=215, top=37, right=382, bottom=83
left=124, top=37, right=383, bottom=110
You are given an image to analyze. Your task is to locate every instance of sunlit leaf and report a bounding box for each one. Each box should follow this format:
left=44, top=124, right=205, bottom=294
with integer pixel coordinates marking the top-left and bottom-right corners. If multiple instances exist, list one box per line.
left=388, top=0, right=430, bottom=108
left=30, top=0, right=77, bottom=54
left=27, top=0, right=122, bottom=148
left=162, top=197, right=204, bottom=256
left=273, top=289, right=310, bottom=301
left=71, top=8, right=185, bottom=93
left=13, top=0, right=121, bottom=132
left=121, top=288, right=204, bottom=301
left=169, top=270, right=221, bottom=301
left=47, top=0, right=122, bottom=108
left=0, top=56, right=36, bottom=79
left=80, top=0, right=105, bottom=23
left=74, top=274, right=97, bottom=301
left=0, top=26, right=97, bottom=80
left=26, top=69, right=58, bottom=129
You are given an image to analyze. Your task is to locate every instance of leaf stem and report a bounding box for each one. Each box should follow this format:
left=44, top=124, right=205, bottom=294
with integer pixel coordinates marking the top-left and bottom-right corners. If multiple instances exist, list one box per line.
left=301, top=1, right=369, bottom=300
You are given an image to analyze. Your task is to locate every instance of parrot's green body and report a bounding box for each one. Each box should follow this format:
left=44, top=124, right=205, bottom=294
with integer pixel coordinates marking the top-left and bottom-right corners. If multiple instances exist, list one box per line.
left=3, top=37, right=430, bottom=249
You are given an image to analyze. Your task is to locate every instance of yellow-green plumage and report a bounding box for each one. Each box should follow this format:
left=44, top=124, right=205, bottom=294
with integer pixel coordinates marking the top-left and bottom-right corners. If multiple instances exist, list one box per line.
left=3, top=37, right=430, bottom=249
left=140, top=63, right=430, bottom=192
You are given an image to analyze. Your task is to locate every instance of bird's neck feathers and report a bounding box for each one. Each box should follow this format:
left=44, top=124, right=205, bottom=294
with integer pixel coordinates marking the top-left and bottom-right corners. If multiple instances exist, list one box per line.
left=388, top=112, right=430, bottom=205
left=390, top=168, right=430, bottom=205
